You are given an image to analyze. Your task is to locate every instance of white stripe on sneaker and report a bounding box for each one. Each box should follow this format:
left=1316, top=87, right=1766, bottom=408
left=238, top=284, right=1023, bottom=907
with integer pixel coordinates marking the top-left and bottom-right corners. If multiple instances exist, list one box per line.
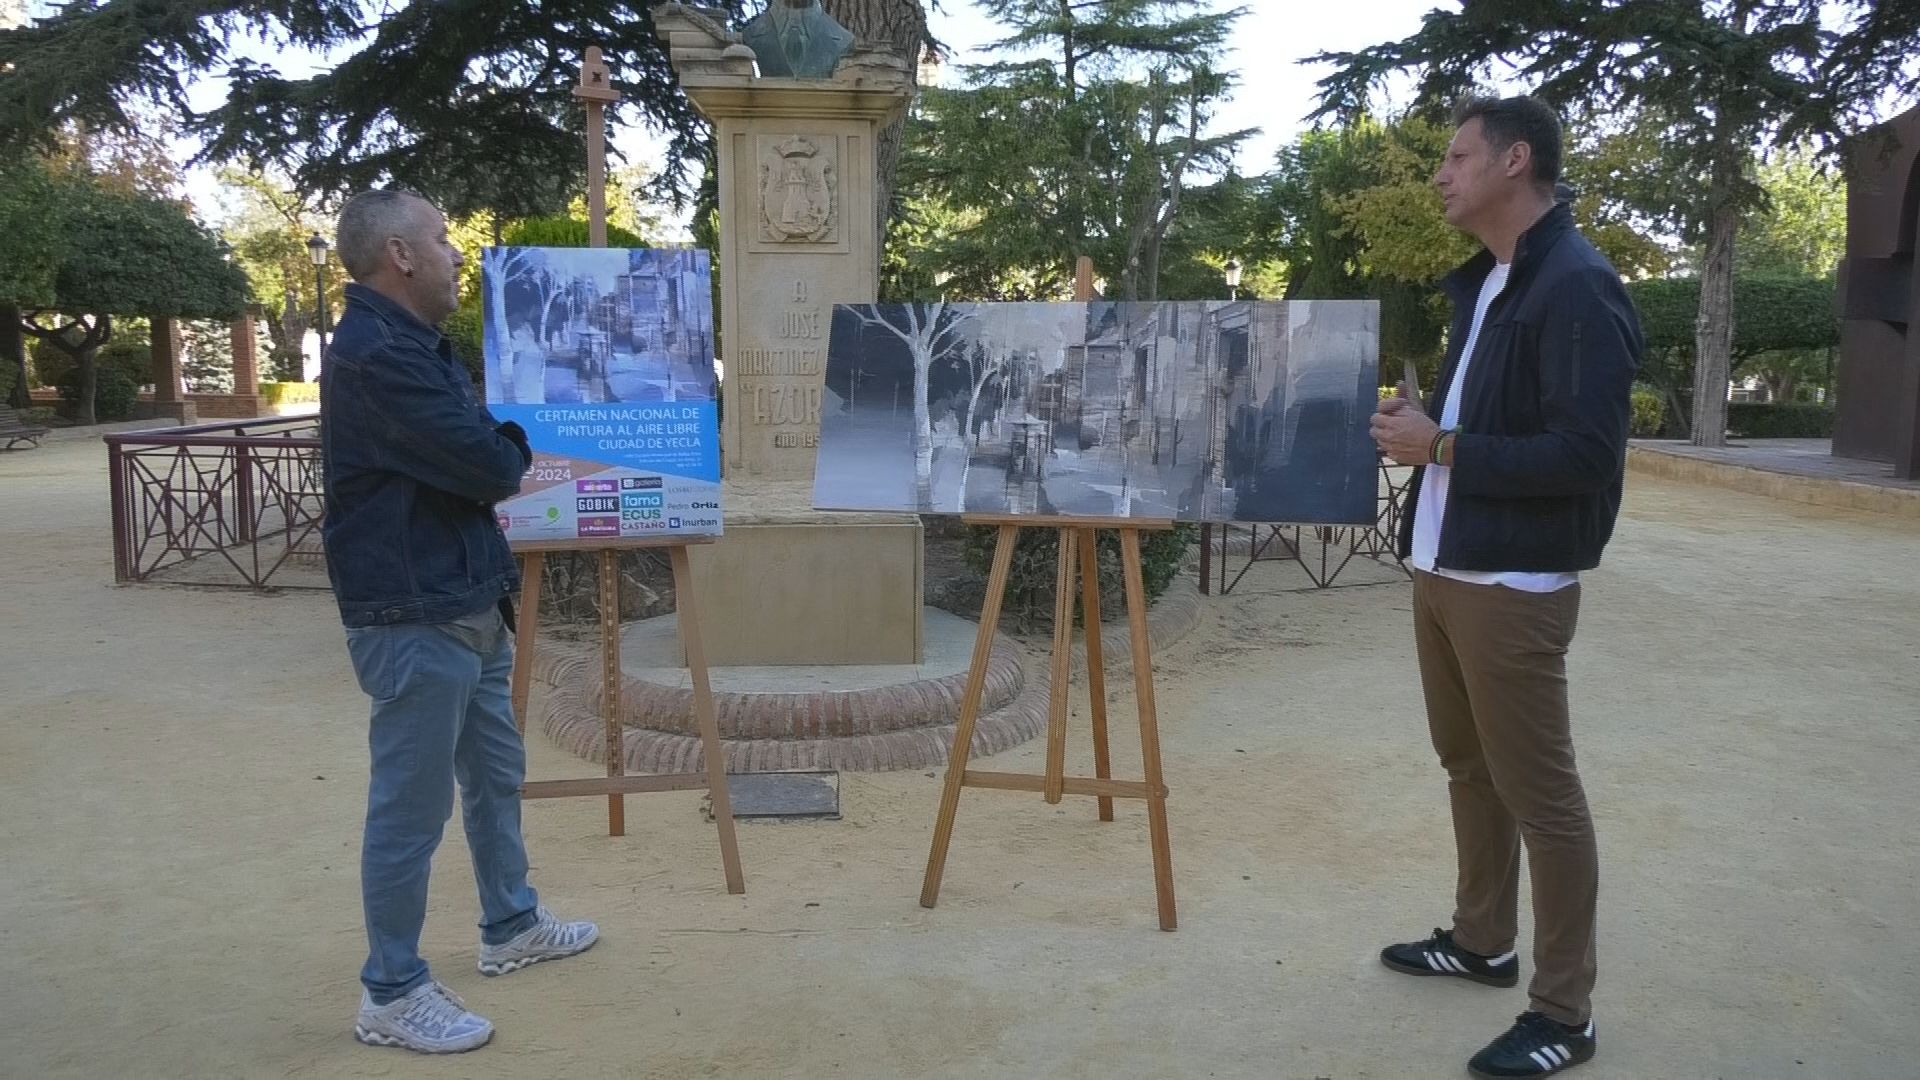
left=1445, top=955, right=1468, bottom=973
left=1530, top=1049, right=1554, bottom=1070
left=1487, top=949, right=1517, bottom=965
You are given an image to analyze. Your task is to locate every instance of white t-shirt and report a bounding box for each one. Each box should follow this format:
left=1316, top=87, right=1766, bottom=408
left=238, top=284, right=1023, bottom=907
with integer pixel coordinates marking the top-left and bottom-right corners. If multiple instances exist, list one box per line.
left=1409, top=262, right=1577, bottom=594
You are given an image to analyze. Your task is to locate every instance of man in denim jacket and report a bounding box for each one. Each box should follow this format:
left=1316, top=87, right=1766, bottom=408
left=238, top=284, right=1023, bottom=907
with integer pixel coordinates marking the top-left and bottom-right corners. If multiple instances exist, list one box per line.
left=321, top=190, right=597, bottom=1055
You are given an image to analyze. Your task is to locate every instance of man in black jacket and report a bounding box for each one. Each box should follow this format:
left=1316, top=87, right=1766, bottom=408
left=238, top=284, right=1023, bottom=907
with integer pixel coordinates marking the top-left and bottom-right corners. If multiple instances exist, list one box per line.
left=1369, top=96, right=1641, bottom=1079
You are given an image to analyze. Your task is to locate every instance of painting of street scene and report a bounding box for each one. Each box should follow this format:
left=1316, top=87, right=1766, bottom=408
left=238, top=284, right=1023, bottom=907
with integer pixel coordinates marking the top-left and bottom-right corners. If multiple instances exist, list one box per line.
left=812, top=300, right=1379, bottom=524
left=481, top=247, right=715, bottom=406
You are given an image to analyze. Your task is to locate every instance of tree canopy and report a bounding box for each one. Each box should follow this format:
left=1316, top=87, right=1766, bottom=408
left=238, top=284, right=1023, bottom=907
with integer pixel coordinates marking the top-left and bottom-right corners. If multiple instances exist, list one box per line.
left=888, top=0, right=1252, bottom=303
left=0, top=1, right=751, bottom=217
left=1307, top=0, right=1919, bottom=445
left=0, top=155, right=251, bottom=420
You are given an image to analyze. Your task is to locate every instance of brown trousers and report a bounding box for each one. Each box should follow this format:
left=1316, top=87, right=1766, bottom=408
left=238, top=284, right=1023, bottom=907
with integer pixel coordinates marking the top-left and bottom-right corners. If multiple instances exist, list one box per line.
left=1412, top=571, right=1598, bottom=1026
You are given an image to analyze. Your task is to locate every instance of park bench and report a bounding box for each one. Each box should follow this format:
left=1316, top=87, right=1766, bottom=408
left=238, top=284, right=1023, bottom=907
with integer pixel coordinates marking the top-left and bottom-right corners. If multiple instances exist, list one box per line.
left=0, top=404, right=50, bottom=450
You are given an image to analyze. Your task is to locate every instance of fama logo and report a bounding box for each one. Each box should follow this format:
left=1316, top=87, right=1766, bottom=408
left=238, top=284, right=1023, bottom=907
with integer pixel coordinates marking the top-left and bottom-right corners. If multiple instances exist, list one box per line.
left=622, top=492, right=664, bottom=510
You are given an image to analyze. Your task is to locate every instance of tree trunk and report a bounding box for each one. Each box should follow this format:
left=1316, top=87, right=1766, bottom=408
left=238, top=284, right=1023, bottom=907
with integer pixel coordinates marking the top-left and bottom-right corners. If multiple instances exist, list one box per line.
left=821, top=0, right=928, bottom=273
left=1691, top=9, right=1751, bottom=449
left=1690, top=167, right=1739, bottom=447
left=1, top=306, right=29, bottom=410
left=1697, top=190, right=1743, bottom=445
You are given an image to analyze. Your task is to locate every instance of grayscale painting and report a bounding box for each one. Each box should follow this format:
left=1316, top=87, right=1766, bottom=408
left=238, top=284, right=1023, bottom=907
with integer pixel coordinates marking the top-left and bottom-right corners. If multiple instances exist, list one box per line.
left=811, top=300, right=1379, bottom=524
left=481, top=246, right=716, bottom=406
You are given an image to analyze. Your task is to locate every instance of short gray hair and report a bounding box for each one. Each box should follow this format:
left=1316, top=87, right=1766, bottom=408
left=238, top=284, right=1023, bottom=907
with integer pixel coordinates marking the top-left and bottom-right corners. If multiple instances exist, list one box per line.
left=335, top=190, right=430, bottom=281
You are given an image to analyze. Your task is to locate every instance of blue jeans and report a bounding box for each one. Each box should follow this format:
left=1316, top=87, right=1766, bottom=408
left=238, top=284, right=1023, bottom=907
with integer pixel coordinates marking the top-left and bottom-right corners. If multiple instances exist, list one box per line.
left=345, top=610, right=540, bottom=1004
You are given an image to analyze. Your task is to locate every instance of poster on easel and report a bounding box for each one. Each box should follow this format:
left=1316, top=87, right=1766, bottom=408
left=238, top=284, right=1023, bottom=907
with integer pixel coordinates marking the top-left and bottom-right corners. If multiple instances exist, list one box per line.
left=481, top=246, right=723, bottom=545
left=812, top=299, right=1380, bottom=525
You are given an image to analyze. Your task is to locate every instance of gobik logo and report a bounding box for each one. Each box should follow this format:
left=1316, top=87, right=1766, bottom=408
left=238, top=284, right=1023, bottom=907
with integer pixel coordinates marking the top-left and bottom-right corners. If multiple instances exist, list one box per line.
left=577, top=496, right=619, bottom=514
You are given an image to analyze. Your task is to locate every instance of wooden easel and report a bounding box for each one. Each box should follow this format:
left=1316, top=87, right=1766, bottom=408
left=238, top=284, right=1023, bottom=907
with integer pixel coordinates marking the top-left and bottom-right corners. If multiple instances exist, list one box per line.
left=918, top=258, right=1179, bottom=931
left=503, top=48, right=744, bottom=895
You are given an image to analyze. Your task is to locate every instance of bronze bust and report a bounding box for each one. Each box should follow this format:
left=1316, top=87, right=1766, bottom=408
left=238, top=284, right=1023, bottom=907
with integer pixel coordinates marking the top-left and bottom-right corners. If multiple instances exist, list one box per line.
left=741, top=0, right=854, bottom=79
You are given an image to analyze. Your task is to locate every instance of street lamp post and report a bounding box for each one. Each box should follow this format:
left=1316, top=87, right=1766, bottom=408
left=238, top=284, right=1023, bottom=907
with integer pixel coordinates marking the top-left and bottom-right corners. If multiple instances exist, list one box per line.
left=1224, top=258, right=1243, bottom=302
left=307, top=233, right=331, bottom=375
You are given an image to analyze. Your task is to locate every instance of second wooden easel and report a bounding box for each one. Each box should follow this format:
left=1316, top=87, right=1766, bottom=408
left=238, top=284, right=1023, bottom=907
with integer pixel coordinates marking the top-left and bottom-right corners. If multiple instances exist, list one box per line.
left=503, top=47, right=743, bottom=895
left=918, top=257, right=1178, bottom=931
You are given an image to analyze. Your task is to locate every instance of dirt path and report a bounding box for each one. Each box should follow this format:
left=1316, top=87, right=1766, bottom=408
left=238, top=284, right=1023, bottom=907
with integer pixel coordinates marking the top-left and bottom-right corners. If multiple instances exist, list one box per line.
left=2, top=438, right=1915, bottom=1079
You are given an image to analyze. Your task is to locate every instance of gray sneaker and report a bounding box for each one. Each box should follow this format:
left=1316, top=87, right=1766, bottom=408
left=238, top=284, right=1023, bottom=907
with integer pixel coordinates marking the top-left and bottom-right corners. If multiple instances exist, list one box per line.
left=354, top=980, right=493, bottom=1054
left=478, top=906, right=600, bottom=976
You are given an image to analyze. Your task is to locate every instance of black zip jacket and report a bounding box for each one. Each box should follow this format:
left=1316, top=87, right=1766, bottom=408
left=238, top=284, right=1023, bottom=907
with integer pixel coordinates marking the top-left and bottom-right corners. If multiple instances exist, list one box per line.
left=1397, top=203, right=1644, bottom=573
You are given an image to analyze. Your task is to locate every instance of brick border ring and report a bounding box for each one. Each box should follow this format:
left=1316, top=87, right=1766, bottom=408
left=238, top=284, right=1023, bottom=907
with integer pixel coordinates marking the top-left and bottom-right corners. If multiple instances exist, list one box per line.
left=530, top=581, right=1206, bottom=773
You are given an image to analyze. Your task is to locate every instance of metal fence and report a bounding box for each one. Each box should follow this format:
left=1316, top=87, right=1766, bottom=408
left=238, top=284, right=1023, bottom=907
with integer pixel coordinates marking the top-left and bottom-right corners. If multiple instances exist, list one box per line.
left=105, top=416, right=326, bottom=589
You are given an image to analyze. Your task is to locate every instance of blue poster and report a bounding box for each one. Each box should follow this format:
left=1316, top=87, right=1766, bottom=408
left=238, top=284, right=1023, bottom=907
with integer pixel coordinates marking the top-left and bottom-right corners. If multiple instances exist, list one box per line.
left=481, top=247, right=722, bottom=545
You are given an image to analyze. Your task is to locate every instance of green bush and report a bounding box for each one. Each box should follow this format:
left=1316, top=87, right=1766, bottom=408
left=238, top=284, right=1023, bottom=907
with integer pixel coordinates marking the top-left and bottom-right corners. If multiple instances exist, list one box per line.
left=1630, top=386, right=1665, bottom=437
left=1726, top=403, right=1834, bottom=439
left=29, top=330, right=79, bottom=387
left=96, top=337, right=153, bottom=386
left=501, top=216, right=648, bottom=250
left=962, top=523, right=1197, bottom=632
left=442, top=299, right=485, bottom=385
left=58, top=359, right=139, bottom=421
left=260, top=380, right=319, bottom=405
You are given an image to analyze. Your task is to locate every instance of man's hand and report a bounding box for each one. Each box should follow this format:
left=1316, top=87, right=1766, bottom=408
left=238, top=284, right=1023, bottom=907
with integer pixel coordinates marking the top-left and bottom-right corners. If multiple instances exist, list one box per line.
left=1372, top=383, right=1442, bottom=466
left=496, top=420, right=533, bottom=467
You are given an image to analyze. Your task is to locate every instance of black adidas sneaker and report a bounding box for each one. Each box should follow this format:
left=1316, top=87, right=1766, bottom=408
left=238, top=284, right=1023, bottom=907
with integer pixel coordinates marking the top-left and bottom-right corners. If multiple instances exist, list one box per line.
left=1468, top=1010, right=1596, bottom=1078
left=1379, top=927, right=1519, bottom=987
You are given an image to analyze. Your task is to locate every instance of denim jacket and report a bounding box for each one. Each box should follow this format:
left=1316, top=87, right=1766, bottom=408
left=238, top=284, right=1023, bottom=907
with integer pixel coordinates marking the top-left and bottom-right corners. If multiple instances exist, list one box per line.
left=319, top=284, right=529, bottom=628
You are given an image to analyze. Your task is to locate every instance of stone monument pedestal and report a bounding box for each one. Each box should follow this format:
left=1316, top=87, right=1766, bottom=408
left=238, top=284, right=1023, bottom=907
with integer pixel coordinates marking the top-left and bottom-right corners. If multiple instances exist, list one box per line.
left=682, top=483, right=923, bottom=666
left=655, top=3, right=921, bottom=666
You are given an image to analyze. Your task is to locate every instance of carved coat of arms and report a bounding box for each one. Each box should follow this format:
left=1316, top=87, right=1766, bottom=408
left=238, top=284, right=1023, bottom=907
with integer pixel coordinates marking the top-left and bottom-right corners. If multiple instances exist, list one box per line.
left=759, top=134, right=837, bottom=244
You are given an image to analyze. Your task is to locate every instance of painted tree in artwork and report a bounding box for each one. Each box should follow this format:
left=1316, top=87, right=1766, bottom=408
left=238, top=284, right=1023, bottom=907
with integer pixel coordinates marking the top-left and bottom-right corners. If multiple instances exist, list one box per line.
left=846, top=302, right=975, bottom=505
left=483, top=247, right=572, bottom=403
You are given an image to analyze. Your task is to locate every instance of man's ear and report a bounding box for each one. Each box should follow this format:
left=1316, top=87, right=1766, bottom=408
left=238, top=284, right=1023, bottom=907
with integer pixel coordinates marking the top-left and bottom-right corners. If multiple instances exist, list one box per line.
left=1505, top=140, right=1534, bottom=180
left=386, top=236, right=414, bottom=277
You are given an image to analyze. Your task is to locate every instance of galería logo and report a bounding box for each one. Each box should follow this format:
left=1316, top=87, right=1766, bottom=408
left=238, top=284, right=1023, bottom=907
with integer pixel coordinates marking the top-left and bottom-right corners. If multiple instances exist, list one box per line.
left=619, top=476, right=664, bottom=490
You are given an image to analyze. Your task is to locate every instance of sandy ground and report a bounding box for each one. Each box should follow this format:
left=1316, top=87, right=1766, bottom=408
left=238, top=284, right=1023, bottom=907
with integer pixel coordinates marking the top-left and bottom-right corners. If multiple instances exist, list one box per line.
left=2, top=437, right=1916, bottom=1080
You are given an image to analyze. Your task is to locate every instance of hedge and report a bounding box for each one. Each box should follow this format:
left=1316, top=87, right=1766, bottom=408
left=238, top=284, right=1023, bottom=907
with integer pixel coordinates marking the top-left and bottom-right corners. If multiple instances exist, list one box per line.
left=962, top=523, right=1196, bottom=632
left=1725, top=403, right=1834, bottom=439
left=260, top=380, right=319, bottom=406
